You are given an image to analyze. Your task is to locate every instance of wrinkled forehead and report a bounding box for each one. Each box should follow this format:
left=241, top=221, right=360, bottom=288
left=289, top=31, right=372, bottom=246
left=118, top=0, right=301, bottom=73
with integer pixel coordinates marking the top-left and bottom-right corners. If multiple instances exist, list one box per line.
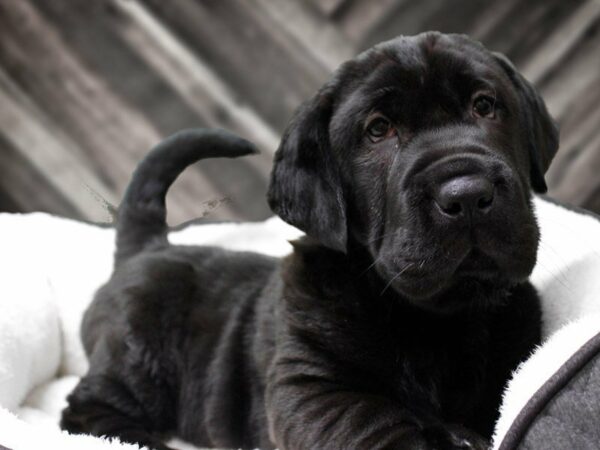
left=332, top=33, right=509, bottom=119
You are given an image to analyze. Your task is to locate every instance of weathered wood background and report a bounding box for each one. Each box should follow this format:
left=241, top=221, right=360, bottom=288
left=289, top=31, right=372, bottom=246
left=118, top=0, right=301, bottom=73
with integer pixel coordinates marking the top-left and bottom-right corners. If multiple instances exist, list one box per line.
left=0, top=0, right=599, bottom=225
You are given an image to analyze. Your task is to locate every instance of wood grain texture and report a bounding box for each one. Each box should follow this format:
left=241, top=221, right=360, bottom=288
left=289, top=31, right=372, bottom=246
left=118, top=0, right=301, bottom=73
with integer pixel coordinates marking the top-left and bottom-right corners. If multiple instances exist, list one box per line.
left=0, top=0, right=598, bottom=223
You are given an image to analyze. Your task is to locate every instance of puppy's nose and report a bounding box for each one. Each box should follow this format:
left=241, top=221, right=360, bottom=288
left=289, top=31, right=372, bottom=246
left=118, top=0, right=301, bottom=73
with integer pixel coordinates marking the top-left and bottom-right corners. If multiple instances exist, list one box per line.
left=434, top=175, right=495, bottom=219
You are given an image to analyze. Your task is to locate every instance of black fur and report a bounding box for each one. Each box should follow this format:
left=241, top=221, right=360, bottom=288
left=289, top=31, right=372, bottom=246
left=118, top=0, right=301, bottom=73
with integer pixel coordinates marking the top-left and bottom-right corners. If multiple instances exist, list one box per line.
left=61, top=33, right=557, bottom=449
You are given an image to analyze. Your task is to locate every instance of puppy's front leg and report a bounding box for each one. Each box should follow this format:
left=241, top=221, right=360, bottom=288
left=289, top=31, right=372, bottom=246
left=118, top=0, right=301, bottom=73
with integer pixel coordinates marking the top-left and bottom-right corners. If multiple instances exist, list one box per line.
left=266, top=342, right=488, bottom=450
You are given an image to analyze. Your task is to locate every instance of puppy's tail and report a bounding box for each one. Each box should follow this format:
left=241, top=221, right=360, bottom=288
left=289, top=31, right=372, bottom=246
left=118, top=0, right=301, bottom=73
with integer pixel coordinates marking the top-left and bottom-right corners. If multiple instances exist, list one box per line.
left=115, top=128, right=258, bottom=265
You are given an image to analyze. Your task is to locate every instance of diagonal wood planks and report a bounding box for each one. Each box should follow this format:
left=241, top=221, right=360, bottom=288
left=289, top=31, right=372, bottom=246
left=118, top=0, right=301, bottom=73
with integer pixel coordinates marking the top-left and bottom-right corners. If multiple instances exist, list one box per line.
left=0, top=0, right=598, bottom=221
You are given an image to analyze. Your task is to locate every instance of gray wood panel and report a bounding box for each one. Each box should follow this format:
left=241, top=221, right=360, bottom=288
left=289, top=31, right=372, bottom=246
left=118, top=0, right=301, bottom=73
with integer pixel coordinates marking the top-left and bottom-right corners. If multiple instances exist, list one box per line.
left=0, top=0, right=598, bottom=223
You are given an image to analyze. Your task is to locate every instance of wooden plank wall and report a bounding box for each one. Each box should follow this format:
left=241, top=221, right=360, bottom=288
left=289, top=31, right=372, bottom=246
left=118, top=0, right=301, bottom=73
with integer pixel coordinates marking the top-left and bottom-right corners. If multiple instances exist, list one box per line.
left=0, top=0, right=598, bottom=225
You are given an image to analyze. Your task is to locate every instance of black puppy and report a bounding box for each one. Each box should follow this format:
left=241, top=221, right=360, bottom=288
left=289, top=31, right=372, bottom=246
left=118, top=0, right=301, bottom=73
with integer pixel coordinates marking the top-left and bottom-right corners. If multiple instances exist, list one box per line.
left=61, top=32, right=558, bottom=450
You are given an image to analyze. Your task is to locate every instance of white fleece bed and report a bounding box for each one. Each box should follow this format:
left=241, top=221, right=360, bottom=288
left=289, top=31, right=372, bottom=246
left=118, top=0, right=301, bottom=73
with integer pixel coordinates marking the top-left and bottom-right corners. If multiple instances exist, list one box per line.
left=0, top=196, right=599, bottom=450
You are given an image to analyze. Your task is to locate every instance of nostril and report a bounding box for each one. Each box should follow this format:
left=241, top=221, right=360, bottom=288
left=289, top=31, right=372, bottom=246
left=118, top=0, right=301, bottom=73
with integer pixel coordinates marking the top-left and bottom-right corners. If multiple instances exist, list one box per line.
left=477, top=192, right=494, bottom=210
left=434, top=175, right=495, bottom=219
left=443, top=202, right=463, bottom=216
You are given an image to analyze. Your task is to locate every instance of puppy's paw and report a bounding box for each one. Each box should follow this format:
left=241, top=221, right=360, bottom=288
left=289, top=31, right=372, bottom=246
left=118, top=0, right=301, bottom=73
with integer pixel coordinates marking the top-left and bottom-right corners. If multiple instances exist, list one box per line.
left=421, top=424, right=489, bottom=450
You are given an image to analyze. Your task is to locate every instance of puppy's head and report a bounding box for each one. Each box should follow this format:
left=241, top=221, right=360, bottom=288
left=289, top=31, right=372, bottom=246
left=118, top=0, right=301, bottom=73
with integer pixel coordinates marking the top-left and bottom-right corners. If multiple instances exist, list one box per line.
left=268, top=32, right=558, bottom=309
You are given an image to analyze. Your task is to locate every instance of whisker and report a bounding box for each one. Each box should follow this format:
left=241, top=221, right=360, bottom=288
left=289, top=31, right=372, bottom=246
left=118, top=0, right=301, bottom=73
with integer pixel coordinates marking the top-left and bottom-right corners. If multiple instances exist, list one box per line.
left=538, top=215, right=600, bottom=260
left=360, top=254, right=384, bottom=276
left=535, top=261, right=574, bottom=294
left=366, top=230, right=398, bottom=245
left=380, top=263, right=415, bottom=296
left=537, top=241, right=572, bottom=288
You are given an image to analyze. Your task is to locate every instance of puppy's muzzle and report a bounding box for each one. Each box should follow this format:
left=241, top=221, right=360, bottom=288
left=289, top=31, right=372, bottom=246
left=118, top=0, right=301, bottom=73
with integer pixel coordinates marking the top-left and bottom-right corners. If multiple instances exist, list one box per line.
left=419, top=150, right=508, bottom=226
left=433, top=175, right=495, bottom=221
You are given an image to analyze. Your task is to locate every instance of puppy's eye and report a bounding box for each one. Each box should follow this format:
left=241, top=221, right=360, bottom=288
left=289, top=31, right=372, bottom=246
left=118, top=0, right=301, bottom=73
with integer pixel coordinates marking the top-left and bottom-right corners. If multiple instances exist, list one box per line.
left=366, top=117, right=394, bottom=142
left=473, top=95, right=495, bottom=119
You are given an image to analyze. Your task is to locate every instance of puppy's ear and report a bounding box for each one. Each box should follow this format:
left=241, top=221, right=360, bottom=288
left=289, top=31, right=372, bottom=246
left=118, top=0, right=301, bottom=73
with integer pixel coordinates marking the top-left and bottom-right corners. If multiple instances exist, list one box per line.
left=493, top=52, right=559, bottom=193
left=267, top=84, right=347, bottom=252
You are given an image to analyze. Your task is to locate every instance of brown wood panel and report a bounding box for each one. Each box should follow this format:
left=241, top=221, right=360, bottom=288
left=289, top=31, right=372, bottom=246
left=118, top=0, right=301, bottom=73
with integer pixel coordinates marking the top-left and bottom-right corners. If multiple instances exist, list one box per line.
left=141, top=0, right=331, bottom=130
left=0, top=133, right=81, bottom=218
left=0, top=0, right=274, bottom=223
left=0, top=0, right=598, bottom=221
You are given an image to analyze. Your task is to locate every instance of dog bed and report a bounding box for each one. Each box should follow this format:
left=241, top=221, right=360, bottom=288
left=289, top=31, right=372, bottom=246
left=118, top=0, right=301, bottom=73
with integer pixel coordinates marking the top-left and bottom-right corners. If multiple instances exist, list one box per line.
left=0, top=196, right=599, bottom=450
